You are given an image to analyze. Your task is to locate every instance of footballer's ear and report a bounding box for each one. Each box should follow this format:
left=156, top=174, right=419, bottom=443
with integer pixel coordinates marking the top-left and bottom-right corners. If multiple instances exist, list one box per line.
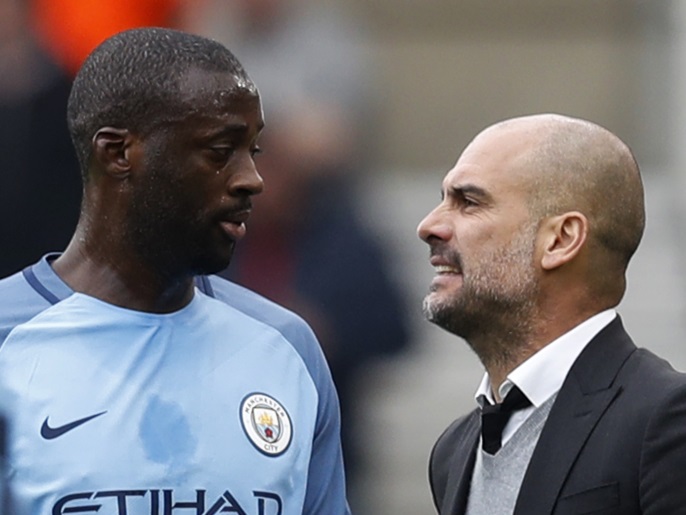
left=92, top=127, right=135, bottom=178
left=539, top=211, right=589, bottom=270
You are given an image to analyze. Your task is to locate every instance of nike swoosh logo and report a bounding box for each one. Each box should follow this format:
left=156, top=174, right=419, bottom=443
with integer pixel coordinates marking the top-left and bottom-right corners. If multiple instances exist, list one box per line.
left=40, top=411, right=107, bottom=440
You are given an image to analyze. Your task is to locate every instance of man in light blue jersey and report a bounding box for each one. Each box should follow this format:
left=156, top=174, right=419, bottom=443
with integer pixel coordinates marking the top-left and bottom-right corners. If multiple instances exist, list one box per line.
left=0, top=27, right=350, bottom=514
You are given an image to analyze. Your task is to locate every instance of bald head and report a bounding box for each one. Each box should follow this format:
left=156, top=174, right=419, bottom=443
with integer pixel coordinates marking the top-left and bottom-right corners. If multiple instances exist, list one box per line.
left=483, top=114, right=645, bottom=275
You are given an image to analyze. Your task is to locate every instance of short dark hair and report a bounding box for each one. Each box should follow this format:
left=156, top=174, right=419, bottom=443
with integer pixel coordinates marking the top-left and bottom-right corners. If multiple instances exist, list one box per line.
left=67, top=27, right=251, bottom=177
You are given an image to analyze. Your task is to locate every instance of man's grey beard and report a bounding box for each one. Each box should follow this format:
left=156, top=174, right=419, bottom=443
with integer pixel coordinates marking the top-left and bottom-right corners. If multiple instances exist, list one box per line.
left=422, top=224, right=539, bottom=369
left=423, top=292, right=537, bottom=370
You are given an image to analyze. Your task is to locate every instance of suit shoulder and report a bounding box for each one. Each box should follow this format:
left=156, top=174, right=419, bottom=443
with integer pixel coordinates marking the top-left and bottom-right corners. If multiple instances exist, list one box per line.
left=623, top=347, right=686, bottom=395
left=625, top=349, right=686, bottom=424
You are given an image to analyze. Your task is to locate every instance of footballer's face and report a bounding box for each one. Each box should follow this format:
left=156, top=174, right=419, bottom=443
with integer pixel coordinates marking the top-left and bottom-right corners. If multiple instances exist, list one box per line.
left=126, top=68, right=264, bottom=277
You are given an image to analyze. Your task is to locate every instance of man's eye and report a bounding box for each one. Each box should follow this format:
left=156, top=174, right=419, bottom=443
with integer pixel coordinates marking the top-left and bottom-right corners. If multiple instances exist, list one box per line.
left=250, top=147, right=262, bottom=158
left=212, top=147, right=234, bottom=158
left=454, top=192, right=479, bottom=209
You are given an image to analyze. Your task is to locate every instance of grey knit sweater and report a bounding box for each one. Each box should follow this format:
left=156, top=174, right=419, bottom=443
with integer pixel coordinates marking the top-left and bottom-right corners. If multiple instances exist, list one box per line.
left=465, top=394, right=558, bottom=515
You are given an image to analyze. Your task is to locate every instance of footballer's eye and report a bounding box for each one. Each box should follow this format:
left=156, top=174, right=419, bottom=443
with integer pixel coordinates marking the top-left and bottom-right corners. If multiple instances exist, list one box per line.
left=211, top=147, right=234, bottom=158
left=250, top=146, right=262, bottom=158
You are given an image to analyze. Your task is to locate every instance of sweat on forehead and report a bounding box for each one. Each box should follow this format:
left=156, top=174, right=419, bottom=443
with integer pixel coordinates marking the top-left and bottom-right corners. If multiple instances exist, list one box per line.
left=67, top=27, right=253, bottom=174
left=177, top=68, right=259, bottom=101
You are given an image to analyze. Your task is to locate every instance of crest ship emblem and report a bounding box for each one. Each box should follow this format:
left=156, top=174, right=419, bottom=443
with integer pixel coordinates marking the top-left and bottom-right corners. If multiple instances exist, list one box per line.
left=240, top=393, right=292, bottom=456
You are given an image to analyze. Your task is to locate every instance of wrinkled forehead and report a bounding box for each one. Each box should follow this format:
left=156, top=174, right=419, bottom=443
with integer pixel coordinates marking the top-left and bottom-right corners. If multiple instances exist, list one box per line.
left=443, top=122, right=540, bottom=193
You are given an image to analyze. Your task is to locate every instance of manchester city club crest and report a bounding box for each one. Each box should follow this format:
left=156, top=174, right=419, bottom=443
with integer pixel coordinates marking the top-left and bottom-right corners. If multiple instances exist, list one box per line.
left=240, top=393, right=292, bottom=456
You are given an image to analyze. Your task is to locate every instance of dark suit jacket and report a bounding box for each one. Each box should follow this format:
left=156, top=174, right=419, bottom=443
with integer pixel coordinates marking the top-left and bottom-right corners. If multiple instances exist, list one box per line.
left=429, top=317, right=686, bottom=514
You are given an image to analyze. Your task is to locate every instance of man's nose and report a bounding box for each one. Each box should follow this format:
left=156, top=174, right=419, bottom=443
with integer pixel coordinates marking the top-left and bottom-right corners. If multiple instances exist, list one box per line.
left=229, top=158, right=264, bottom=196
left=417, top=206, right=451, bottom=243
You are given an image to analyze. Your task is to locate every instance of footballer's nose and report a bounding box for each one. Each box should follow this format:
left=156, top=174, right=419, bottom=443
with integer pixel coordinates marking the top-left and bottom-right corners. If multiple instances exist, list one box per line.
left=229, top=159, right=264, bottom=197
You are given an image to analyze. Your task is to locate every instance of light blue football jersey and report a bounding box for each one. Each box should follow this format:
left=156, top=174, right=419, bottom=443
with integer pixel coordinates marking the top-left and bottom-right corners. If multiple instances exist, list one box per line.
left=0, top=255, right=350, bottom=515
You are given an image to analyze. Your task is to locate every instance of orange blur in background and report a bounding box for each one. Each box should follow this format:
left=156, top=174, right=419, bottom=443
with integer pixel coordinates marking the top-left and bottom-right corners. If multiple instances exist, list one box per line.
left=30, top=0, right=187, bottom=75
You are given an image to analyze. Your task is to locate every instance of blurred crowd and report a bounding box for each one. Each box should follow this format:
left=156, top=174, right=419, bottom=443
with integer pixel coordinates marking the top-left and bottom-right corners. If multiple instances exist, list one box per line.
left=0, top=0, right=410, bottom=508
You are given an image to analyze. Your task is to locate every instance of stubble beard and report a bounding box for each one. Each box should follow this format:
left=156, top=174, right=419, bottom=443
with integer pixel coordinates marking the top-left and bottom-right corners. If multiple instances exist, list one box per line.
left=125, top=178, right=230, bottom=281
left=127, top=194, right=234, bottom=280
left=423, top=225, right=539, bottom=370
left=126, top=154, right=235, bottom=280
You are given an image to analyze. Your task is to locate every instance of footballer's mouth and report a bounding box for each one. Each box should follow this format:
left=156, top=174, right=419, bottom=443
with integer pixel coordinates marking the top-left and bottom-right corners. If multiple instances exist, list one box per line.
left=218, top=210, right=251, bottom=241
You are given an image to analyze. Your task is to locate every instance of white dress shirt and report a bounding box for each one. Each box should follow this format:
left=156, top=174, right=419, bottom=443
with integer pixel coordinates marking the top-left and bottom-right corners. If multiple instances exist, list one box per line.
left=475, top=309, right=617, bottom=446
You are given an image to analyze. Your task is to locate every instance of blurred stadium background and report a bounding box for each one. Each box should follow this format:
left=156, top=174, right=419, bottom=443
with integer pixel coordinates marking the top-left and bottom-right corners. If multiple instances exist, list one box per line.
left=2, top=1, right=685, bottom=513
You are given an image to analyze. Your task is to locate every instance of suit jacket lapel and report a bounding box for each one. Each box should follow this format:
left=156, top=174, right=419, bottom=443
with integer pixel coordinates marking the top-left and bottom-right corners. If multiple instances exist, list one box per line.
left=442, top=412, right=479, bottom=515
left=514, top=317, right=636, bottom=515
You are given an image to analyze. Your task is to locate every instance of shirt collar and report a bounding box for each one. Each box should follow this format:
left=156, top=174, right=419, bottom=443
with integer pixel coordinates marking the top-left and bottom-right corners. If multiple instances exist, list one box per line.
left=475, top=309, right=617, bottom=407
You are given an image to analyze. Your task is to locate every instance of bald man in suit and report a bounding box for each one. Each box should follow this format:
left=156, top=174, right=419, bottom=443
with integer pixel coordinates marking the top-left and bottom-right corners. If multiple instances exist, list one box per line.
left=418, top=114, right=686, bottom=515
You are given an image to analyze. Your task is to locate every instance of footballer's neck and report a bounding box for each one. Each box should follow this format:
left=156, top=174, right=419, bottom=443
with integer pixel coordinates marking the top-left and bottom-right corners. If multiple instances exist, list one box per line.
left=53, top=242, right=195, bottom=314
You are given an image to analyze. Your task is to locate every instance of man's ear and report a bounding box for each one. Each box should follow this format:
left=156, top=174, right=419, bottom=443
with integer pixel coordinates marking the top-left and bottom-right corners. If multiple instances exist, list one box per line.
left=539, top=212, right=589, bottom=271
left=92, top=127, right=134, bottom=178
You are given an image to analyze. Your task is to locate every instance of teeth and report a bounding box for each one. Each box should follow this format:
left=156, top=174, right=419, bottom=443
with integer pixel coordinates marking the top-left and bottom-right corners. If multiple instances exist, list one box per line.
left=434, top=265, right=459, bottom=274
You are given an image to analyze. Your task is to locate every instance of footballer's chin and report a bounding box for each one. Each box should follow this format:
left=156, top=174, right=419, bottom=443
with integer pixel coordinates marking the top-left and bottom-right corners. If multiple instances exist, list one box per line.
left=193, top=241, right=237, bottom=276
